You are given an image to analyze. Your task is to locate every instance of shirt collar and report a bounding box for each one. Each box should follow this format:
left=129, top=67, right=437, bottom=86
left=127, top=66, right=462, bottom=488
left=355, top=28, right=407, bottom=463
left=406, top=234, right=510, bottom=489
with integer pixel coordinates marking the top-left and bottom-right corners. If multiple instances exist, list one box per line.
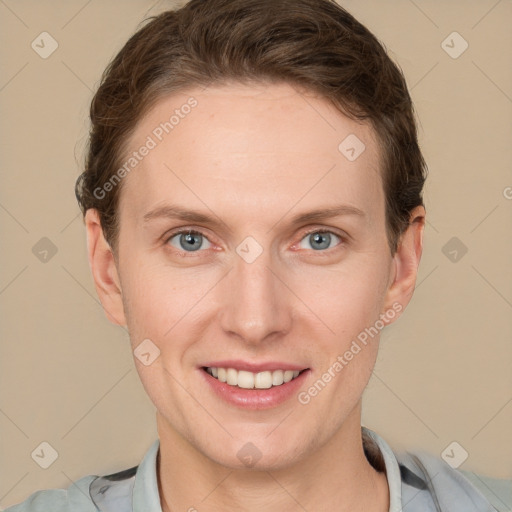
left=362, top=426, right=403, bottom=512
left=132, top=439, right=162, bottom=512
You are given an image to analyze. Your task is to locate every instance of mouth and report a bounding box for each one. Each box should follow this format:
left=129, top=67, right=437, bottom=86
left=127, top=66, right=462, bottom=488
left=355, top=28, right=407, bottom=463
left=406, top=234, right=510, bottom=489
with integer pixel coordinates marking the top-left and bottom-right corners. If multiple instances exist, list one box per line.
left=200, top=360, right=311, bottom=409
left=203, top=366, right=306, bottom=389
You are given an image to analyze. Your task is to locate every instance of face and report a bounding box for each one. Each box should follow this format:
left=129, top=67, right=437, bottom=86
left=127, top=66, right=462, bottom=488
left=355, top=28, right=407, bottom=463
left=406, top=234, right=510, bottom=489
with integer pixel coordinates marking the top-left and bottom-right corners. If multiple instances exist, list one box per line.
left=87, top=82, right=423, bottom=470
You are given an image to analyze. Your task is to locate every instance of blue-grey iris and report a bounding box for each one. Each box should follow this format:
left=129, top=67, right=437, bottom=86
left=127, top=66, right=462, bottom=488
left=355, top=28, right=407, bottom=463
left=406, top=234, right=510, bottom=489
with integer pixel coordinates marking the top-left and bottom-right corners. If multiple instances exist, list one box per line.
left=310, top=232, right=331, bottom=250
left=180, top=232, right=202, bottom=251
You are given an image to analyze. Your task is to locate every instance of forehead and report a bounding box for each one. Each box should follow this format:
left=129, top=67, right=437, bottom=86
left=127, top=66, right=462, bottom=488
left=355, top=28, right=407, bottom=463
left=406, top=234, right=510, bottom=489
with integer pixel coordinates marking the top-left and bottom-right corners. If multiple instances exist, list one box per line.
left=118, top=82, right=384, bottom=229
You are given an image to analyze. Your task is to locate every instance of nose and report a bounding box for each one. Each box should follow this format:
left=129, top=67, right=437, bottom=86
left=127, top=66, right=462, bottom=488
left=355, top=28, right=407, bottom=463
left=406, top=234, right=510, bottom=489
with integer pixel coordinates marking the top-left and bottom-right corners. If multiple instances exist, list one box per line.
left=218, top=247, right=292, bottom=346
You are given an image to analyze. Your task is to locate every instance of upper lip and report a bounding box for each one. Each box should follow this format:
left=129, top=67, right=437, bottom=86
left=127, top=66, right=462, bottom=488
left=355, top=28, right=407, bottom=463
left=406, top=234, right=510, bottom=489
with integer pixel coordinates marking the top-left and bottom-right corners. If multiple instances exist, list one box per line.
left=201, top=360, right=309, bottom=373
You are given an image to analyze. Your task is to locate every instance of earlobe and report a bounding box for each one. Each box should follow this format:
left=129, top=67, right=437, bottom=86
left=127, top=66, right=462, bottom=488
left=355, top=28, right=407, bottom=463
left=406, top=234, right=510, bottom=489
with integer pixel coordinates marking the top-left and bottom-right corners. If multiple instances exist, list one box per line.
left=383, top=206, right=426, bottom=321
left=85, top=209, right=127, bottom=327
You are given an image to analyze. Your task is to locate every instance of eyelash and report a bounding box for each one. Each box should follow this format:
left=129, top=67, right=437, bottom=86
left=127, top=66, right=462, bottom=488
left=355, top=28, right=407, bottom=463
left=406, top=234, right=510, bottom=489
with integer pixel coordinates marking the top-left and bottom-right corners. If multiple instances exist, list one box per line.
left=164, top=227, right=346, bottom=257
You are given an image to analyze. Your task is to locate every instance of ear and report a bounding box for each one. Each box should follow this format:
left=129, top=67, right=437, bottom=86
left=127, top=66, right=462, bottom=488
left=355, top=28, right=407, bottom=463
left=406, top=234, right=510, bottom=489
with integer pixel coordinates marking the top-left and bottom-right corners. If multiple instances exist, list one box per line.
left=85, top=209, right=127, bottom=327
left=382, top=206, right=425, bottom=322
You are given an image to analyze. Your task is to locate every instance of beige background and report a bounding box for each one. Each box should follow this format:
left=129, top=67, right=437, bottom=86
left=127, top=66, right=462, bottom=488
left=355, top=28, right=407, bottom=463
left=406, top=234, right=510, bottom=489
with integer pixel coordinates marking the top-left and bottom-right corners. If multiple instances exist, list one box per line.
left=1, top=0, right=511, bottom=508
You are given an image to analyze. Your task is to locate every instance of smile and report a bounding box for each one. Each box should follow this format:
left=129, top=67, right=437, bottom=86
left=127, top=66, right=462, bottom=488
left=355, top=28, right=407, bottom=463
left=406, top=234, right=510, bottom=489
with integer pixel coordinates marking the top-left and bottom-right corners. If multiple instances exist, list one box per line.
left=204, top=367, right=304, bottom=389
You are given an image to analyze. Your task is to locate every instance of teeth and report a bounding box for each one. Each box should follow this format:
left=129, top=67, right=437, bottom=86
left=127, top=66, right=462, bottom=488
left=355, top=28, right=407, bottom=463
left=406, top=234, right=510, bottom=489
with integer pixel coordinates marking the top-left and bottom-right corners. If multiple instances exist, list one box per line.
left=238, top=370, right=255, bottom=389
left=255, top=371, right=272, bottom=389
left=205, top=367, right=303, bottom=389
left=272, top=370, right=284, bottom=386
left=226, top=368, right=238, bottom=386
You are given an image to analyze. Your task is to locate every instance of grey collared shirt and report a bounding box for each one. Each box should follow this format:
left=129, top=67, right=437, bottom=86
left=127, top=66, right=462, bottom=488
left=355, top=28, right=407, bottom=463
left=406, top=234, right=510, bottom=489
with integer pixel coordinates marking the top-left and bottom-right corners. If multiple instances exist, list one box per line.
left=4, top=427, right=509, bottom=511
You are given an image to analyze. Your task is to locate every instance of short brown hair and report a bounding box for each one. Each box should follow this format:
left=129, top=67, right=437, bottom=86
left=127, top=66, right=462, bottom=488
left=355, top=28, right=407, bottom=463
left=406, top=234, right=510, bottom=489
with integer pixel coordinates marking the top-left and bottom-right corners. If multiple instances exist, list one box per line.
left=75, top=0, right=427, bottom=253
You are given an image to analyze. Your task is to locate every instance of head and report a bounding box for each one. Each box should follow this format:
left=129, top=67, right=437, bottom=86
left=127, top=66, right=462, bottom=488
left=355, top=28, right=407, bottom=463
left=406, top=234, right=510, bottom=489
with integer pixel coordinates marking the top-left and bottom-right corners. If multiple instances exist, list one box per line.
left=78, top=0, right=426, bottom=470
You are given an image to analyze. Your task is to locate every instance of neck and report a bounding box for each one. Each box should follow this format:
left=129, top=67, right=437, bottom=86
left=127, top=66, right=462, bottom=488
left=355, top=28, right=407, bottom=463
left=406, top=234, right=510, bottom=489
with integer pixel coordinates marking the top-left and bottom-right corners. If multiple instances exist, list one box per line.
left=157, top=406, right=389, bottom=512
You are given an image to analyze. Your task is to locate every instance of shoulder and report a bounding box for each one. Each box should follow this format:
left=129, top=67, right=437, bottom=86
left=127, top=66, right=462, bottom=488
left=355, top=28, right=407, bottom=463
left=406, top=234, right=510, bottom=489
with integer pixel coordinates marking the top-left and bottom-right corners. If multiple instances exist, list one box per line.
left=458, top=469, right=512, bottom=512
left=4, top=464, right=139, bottom=512
left=396, top=449, right=511, bottom=512
left=3, top=475, right=98, bottom=512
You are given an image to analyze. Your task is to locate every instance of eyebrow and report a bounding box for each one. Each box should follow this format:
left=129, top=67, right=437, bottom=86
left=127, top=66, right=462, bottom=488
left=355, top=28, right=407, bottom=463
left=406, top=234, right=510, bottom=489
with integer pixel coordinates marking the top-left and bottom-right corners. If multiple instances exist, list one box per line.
left=142, top=204, right=365, bottom=231
left=144, top=205, right=217, bottom=224
left=289, top=205, right=365, bottom=225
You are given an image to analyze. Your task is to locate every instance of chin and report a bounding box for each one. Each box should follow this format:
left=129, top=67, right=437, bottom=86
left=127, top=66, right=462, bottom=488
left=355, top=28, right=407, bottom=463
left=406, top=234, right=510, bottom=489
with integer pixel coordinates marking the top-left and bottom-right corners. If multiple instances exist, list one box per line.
left=201, top=430, right=313, bottom=472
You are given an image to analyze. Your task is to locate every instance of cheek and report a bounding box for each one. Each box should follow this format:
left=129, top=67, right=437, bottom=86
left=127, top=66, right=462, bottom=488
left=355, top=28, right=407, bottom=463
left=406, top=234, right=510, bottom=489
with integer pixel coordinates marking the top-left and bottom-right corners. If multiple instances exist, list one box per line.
left=296, top=256, right=390, bottom=337
left=291, top=256, right=390, bottom=401
left=119, top=259, right=216, bottom=348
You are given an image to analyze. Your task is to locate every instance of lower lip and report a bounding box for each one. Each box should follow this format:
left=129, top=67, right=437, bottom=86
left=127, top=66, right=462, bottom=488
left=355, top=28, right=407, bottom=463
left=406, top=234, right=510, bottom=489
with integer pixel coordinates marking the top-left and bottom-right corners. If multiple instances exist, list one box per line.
left=201, top=369, right=310, bottom=410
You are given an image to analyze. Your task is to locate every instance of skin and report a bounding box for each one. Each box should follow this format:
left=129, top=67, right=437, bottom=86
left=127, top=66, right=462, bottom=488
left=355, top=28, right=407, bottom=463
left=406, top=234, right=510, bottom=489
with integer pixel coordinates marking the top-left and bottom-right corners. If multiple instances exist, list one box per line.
left=86, top=82, right=425, bottom=512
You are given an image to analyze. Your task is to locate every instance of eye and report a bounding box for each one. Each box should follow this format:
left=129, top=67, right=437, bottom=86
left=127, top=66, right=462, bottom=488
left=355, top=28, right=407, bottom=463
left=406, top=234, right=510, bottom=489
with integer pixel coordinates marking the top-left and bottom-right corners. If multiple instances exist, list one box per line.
left=166, top=229, right=212, bottom=252
left=298, top=229, right=343, bottom=251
